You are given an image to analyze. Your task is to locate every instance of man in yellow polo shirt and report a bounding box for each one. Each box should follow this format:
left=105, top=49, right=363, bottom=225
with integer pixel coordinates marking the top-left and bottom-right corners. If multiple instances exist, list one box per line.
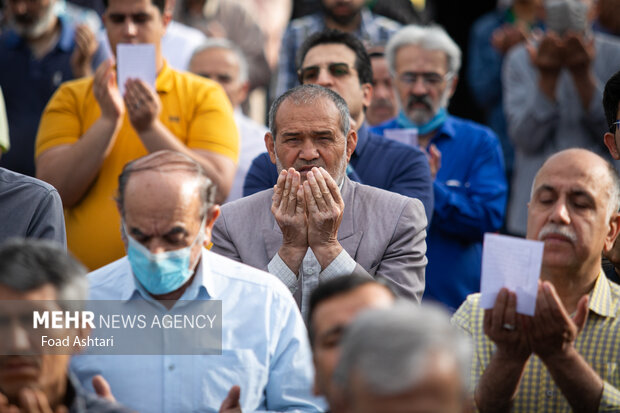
left=34, top=0, right=239, bottom=270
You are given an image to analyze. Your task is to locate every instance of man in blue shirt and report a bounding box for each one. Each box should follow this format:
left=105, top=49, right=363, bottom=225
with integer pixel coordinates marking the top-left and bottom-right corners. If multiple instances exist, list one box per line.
left=245, top=30, right=434, bottom=223
left=70, top=150, right=323, bottom=413
left=372, top=24, right=507, bottom=312
left=273, top=0, right=400, bottom=99
left=0, top=0, right=104, bottom=176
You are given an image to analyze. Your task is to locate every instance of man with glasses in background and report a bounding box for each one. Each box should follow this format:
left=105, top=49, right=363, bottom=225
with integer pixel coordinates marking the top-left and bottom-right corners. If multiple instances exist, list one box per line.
left=371, top=24, right=508, bottom=312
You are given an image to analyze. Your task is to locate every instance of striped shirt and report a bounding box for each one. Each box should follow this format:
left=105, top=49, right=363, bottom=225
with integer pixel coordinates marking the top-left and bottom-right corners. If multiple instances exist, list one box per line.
left=452, top=272, right=620, bottom=412
left=272, top=8, right=400, bottom=99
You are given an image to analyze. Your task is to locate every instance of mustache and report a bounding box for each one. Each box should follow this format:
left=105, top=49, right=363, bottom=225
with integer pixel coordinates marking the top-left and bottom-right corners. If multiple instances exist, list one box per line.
left=538, top=223, right=577, bottom=243
left=407, top=94, right=433, bottom=110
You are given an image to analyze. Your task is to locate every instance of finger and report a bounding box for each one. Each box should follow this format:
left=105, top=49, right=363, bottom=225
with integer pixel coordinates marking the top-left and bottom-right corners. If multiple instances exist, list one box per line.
left=304, top=181, right=319, bottom=214
left=483, top=308, right=492, bottom=335
left=279, top=169, right=293, bottom=213
left=272, top=170, right=286, bottom=209
left=92, top=374, right=116, bottom=402
left=491, top=288, right=509, bottom=331
left=32, top=389, right=54, bottom=413
left=541, top=282, right=568, bottom=326
left=503, top=290, right=517, bottom=330
left=286, top=171, right=300, bottom=215
left=307, top=170, right=327, bottom=212
left=296, top=185, right=305, bottom=216
left=55, top=406, right=69, bottom=413
left=319, top=167, right=343, bottom=206
left=219, top=385, right=241, bottom=411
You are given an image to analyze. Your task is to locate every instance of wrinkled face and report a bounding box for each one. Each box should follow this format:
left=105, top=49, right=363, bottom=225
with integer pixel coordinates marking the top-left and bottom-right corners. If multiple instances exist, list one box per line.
left=320, top=0, right=365, bottom=25
left=343, top=352, right=466, bottom=413
left=526, top=151, right=618, bottom=272
left=0, top=285, right=70, bottom=406
left=122, top=170, right=210, bottom=274
left=104, top=0, right=168, bottom=61
left=367, top=55, right=397, bottom=126
left=189, top=47, right=248, bottom=108
left=300, top=44, right=371, bottom=125
left=393, top=45, right=455, bottom=125
left=6, top=0, right=56, bottom=38
left=310, top=284, right=394, bottom=404
left=265, top=97, right=356, bottom=184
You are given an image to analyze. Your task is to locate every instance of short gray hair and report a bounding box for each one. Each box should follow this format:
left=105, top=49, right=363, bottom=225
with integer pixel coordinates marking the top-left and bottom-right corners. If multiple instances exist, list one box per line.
left=190, top=38, right=249, bottom=83
left=386, top=24, right=462, bottom=76
left=333, top=301, right=472, bottom=396
left=116, top=150, right=217, bottom=219
left=268, top=84, right=350, bottom=138
left=0, top=239, right=88, bottom=305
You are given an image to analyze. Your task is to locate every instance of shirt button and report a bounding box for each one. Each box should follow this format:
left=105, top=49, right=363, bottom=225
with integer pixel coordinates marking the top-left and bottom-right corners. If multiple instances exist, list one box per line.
left=546, top=390, right=554, bottom=398
left=168, top=364, right=175, bottom=371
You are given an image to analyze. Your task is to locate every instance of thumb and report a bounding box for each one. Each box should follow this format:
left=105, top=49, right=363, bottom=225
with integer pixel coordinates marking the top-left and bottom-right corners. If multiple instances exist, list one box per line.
left=219, top=385, right=241, bottom=412
left=572, top=295, right=589, bottom=332
left=92, top=375, right=116, bottom=402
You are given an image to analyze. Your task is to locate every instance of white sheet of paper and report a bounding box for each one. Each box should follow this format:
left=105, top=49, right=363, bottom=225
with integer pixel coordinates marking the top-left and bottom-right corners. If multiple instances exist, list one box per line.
left=116, top=44, right=156, bottom=96
left=480, top=233, right=544, bottom=316
left=384, top=128, right=418, bottom=146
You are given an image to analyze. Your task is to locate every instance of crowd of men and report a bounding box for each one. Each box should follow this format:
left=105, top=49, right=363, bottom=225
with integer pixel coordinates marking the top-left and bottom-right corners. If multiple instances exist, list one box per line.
left=3, top=0, right=620, bottom=411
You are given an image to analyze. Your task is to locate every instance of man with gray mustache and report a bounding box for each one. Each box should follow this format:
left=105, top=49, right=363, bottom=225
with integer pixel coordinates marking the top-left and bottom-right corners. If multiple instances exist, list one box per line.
left=453, top=148, right=620, bottom=412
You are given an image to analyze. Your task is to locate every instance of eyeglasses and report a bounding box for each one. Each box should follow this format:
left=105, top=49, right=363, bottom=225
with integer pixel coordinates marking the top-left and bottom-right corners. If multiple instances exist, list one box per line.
left=611, top=120, right=620, bottom=133
left=397, top=72, right=453, bottom=87
left=297, top=63, right=355, bottom=83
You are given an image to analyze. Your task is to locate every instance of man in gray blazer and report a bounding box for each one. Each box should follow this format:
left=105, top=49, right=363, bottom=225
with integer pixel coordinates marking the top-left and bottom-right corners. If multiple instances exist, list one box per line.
left=212, top=84, right=427, bottom=316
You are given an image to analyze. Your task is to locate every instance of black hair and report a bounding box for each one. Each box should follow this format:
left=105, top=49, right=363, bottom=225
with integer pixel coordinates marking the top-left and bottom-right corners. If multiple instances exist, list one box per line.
left=307, top=274, right=395, bottom=345
left=296, top=29, right=373, bottom=86
left=103, top=0, right=166, bottom=15
left=604, top=70, right=620, bottom=131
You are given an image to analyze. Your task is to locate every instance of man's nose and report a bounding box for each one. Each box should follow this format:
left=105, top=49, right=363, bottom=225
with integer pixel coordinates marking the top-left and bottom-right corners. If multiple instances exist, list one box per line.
left=299, top=140, right=320, bottom=160
left=146, top=239, right=167, bottom=255
left=549, top=200, right=571, bottom=224
left=315, top=68, right=334, bottom=88
left=123, top=19, right=138, bottom=37
left=411, top=77, right=429, bottom=95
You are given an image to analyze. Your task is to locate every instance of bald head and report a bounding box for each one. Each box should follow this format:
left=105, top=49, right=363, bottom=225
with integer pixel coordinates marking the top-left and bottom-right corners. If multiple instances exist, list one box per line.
left=530, top=149, right=620, bottom=219
left=527, top=149, right=620, bottom=274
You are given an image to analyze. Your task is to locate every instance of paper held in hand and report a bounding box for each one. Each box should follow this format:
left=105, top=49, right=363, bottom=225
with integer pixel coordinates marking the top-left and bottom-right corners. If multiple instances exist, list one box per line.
left=116, top=44, right=156, bottom=96
left=384, top=128, right=418, bottom=147
left=480, top=233, right=544, bottom=316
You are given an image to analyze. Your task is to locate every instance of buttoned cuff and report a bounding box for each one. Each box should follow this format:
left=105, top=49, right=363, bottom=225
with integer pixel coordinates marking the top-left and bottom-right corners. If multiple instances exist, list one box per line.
left=598, top=381, right=620, bottom=412
left=268, top=253, right=298, bottom=294
left=319, top=249, right=357, bottom=282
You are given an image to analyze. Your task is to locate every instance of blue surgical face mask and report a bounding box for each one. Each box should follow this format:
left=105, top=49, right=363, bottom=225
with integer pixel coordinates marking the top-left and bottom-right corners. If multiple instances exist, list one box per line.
left=124, top=218, right=205, bottom=295
left=397, top=107, right=448, bottom=136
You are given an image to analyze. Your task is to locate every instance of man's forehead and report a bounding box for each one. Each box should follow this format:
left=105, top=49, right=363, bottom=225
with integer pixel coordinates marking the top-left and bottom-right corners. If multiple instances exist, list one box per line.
left=395, top=45, right=448, bottom=71
left=303, top=43, right=356, bottom=66
left=275, top=98, right=340, bottom=131
left=105, top=0, right=157, bottom=14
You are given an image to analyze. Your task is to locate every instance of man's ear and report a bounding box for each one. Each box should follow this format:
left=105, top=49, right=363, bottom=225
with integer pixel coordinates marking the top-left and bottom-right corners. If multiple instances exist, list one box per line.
left=604, top=132, right=620, bottom=160
left=265, top=132, right=277, bottom=165
left=203, top=205, right=221, bottom=245
left=346, top=129, right=357, bottom=162
left=604, top=212, right=620, bottom=253
left=361, top=82, right=373, bottom=109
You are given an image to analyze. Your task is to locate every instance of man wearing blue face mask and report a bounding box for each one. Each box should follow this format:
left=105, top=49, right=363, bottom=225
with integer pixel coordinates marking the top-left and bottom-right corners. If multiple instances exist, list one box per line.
left=69, top=150, right=324, bottom=413
left=370, top=24, right=508, bottom=312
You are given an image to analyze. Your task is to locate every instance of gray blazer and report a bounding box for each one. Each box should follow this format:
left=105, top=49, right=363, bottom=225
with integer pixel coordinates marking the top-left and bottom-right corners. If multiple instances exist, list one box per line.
left=211, top=177, right=428, bottom=301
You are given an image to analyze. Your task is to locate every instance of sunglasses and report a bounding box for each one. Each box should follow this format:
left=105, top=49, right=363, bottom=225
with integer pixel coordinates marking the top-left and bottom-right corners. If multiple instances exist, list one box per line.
left=297, top=63, right=354, bottom=83
left=611, top=120, right=620, bottom=133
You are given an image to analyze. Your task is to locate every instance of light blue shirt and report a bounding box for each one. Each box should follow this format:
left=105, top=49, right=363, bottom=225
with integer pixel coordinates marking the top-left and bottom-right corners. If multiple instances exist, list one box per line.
left=70, top=248, right=324, bottom=413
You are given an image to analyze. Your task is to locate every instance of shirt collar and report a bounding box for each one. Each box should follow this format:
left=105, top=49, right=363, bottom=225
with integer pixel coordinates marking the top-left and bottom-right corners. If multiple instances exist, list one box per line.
left=155, top=60, right=174, bottom=93
left=588, top=271, right=617, bottom=318
left=357, top=8, right=374, bottom=38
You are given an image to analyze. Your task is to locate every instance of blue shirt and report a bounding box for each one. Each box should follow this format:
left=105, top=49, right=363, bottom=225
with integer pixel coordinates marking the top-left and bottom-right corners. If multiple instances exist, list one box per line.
left=70, top=249, right=323, bottom=413
left=272, top=8, right=400, bottom=99
left=0, top=16, right=105, bottom=176
left=243, top=122, right=434, bottom=222
left=371, top=116, right=507, bottom=311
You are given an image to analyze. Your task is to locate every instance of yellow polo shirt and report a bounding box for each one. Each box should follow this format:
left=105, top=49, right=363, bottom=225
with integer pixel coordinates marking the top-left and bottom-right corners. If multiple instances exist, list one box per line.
left=35, top=61, right=239, bottom=270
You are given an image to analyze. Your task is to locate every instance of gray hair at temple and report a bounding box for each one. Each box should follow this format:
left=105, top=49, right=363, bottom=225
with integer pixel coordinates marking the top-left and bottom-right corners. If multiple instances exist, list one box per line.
left=268, top=84, right=351, bottom=139
left=0, top=239, right=88, bottom=305
left=333, top=301, right=472, bottom=396
left=386, top=24, right=462, bottom=76
left=190, top=38, right=249, bottom=83
left=116, top=150, right=217, bottom=219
